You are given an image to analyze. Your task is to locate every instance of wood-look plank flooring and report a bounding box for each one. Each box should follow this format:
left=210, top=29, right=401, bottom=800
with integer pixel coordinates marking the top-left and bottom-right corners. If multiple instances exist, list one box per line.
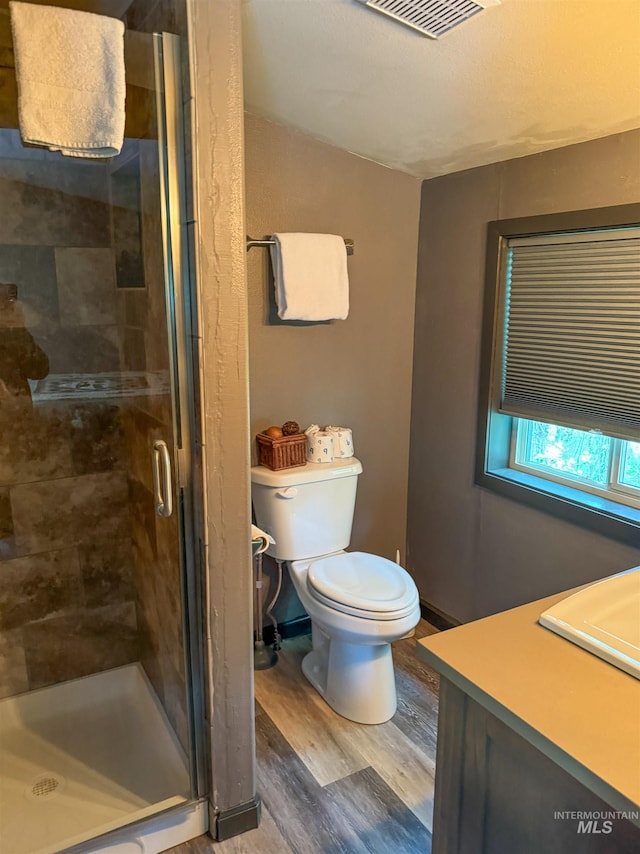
left=168, top=620, right=440, bottom=854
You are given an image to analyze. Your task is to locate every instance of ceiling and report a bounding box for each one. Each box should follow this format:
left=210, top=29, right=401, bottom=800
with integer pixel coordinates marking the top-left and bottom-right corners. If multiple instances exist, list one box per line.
left=242, top=0, right=640, bottom=178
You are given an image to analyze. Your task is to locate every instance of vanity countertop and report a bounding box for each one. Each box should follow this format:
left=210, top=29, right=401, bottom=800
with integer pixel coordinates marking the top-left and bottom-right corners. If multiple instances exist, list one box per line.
left=416, top=586, right=640, bottom=818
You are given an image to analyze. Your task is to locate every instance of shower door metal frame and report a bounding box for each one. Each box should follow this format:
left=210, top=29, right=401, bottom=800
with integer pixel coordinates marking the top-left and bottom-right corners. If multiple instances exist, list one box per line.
left=153, top=32, right=208, bottom=801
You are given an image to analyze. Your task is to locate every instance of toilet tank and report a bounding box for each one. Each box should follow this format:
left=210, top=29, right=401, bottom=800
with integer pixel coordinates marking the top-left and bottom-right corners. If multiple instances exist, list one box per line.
left=250, top=458, right=363, bottom=561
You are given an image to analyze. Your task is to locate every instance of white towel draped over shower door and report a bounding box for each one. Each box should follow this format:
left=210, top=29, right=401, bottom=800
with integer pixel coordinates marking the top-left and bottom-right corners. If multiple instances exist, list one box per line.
left=9, top=1, right=126, bottom=158
left=270, top=233, right=350, bottom=321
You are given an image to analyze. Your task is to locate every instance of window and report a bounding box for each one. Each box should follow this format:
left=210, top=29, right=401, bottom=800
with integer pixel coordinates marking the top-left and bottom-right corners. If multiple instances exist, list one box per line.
left=511, top=419, right=640, bottom=510
left=477, top=204, right=640, bottom=545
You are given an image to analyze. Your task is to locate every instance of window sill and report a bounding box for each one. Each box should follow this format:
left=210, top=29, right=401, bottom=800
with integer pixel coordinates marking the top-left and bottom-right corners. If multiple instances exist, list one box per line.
left=477, top=467, right=640, bottom=548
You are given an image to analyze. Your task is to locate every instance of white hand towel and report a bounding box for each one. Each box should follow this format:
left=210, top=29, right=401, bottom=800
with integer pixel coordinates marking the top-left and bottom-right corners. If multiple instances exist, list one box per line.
left=270, top=233, right=349, bottom=321
left=10, top=1, right=125, bottom=159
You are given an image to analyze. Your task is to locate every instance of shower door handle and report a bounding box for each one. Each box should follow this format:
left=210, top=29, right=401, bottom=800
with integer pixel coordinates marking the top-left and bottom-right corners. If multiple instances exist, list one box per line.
left=152, top=439, right=174, bottom=518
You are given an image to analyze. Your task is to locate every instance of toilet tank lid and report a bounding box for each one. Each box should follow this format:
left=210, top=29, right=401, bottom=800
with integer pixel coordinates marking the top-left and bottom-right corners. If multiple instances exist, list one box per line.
left=251, top=457, right=362, bottom=486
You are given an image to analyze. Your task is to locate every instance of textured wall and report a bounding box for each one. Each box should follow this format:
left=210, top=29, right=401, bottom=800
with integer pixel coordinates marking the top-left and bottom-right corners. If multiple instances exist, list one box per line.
left=408, top=129, right=640, bottom=624
left=245, top=113, right=421, bottom=588
left=188, top=0, right=257, bottom=823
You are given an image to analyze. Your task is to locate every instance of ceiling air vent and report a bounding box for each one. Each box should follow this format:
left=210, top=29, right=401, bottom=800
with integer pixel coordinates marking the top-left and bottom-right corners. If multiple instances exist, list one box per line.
left=356, top=0, right=501, bottom=39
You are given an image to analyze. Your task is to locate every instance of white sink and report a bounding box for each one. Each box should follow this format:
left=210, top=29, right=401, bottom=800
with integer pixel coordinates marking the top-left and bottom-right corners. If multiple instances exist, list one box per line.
left=539, top=566, right=640, bottom=679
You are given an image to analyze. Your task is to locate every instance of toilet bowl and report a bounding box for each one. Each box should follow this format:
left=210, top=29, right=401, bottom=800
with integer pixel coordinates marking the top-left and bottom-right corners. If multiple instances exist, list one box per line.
left=288, top=550, right=420, bottom=724
left=250, top=458, right=421, bottom=725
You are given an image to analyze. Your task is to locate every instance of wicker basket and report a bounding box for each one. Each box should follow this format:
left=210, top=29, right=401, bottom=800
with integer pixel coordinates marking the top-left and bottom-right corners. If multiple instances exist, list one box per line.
left=256, top=431, right=307, bottom=470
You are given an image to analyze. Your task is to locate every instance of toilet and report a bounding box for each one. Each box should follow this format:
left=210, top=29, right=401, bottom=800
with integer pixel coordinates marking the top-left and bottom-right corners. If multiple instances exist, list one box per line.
left=250, top=457, right=421, bottom=725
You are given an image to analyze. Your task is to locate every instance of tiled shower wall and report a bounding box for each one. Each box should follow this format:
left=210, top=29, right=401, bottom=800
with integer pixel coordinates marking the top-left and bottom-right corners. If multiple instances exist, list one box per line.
left=0, top=1, right=191, bottom=753
left=0, top=135, right=139, bottom=700
left=0, top=135, right=189, bottom=749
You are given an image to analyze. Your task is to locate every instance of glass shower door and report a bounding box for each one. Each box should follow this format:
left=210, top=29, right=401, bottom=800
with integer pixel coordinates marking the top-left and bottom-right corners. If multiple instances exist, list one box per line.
left=0, top=22, right=202, bottom=854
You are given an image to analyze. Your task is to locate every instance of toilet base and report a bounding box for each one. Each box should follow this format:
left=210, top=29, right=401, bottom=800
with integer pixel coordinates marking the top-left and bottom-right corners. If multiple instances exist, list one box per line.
left=301, top=633, right=397, bottom=725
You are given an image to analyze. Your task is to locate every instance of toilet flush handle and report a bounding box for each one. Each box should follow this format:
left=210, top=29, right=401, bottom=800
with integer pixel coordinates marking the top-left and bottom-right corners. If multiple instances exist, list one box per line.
left=276, top=487, right=298, bottom=499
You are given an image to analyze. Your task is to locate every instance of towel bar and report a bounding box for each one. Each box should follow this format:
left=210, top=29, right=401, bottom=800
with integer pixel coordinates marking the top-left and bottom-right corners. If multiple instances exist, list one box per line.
left=246, top=235, right=354, bottom=256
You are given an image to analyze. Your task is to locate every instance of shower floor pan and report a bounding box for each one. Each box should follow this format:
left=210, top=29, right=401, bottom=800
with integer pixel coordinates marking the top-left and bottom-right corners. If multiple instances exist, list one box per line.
left=0, top=663, right=191, bottom=854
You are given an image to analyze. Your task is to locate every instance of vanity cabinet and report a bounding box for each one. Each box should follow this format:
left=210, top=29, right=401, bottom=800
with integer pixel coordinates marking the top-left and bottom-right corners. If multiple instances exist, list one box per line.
left=417, top=587, right=640, bottom=854
left=433, top=678, right=639, bottom=853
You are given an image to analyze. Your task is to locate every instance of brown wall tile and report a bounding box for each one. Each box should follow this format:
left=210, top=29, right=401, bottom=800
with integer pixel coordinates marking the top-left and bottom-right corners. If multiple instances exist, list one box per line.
left=0, top=163, right=111, bottom=247
left=0, top=548, right=83, bottom=631
left=126, top=0, right=188, bottom=37
left=0, top=246, right=58, bottom=326
left=122, top=327, right=147, bottom=372
left=0, top=628, right=29, bottom=699
left=33, top=325, right=120, bottom=374
left=69, top=403, right=125, bottom=475
left=0, top=486, right=13, bottom=542
left=22, top=602, right=139, bottom=690
left=78, top=540, right=136, bottom=609
left=129, top=477, right=158, bottom=566
left=55, top=248, right=117, bottom=327
left=10, top=471, right=130, bottom=555
left=0, top=408, right=74, bottom=487
left=124, top=289, right=148, bottom=328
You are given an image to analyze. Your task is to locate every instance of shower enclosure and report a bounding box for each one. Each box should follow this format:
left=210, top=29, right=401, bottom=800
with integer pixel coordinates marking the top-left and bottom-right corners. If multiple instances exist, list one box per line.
left=0, top=13, right=205, bottom=854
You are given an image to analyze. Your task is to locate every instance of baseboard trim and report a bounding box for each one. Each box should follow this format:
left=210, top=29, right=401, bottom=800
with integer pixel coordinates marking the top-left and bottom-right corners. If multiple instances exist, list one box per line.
left=420, top=600, right=460, bottom=632
left=262, top=607, right=458, bottom=637
left=213, top=796, right=261, bottom=841
left=261, top=605, right=457, bottom=637
left=261, top=615, right=311, bottom=646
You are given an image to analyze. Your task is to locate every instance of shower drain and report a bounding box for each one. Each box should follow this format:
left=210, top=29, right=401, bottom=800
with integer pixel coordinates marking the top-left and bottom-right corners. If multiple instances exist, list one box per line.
left=25, top=773, right=66, bottom=802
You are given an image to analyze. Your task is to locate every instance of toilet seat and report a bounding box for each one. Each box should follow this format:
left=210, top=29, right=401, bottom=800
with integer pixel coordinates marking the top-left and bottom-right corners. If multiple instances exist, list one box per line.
left=306, top=552, right=419, bottom=621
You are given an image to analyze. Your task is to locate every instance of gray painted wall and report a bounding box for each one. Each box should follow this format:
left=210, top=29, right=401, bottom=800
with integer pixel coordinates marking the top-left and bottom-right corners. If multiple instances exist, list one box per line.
left=408, top=130, right=640, bottom=624
left=244, top=113, right=421, bottom=625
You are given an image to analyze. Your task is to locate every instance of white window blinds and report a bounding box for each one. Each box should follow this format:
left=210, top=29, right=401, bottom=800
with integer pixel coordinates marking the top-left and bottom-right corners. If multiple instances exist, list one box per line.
left=500, top=227, right=640, bottom=439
